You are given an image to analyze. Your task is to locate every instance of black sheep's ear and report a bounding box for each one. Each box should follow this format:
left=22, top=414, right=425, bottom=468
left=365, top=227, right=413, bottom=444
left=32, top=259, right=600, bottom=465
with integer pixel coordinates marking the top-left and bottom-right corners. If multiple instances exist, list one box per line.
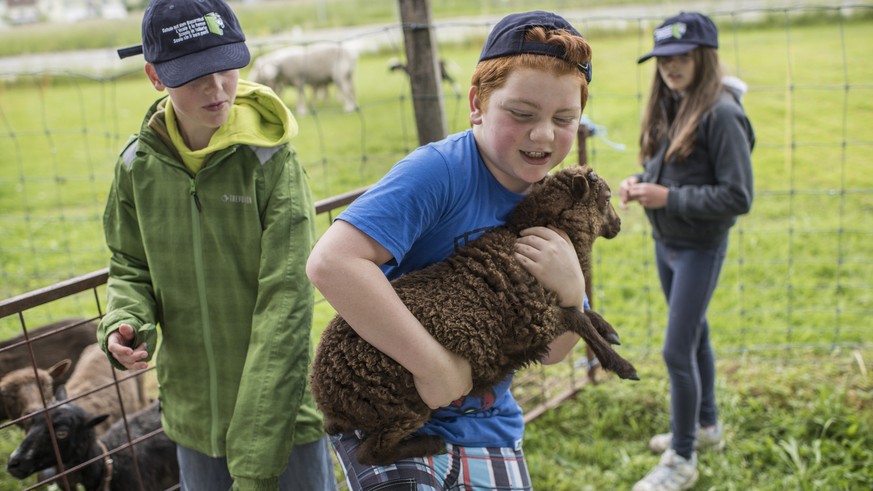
left=54, top=385, right=68, bottom=401
left=87, top=414, right=110, bottom=429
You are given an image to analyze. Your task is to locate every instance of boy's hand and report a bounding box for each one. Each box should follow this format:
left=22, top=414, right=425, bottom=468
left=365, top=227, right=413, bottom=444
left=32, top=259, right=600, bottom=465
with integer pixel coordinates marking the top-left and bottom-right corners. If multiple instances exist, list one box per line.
left=514, top=226, right=585, bottom=309
left=107, top=323, right=150, bottom=371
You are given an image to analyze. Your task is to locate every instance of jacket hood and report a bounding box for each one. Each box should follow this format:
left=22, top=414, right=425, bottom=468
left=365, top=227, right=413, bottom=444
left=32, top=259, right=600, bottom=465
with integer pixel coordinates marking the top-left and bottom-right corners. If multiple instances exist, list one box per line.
left=145, top=79, right=298, bottom=173
left=721, top=75, right=748, bottom=104
left=220, top=78, right=299, bottom=147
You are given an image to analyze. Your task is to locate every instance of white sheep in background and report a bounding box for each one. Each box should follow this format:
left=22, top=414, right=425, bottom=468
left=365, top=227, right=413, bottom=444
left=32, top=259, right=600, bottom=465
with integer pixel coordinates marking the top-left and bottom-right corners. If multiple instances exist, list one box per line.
left=388, top=57, right=462, bottom=96
left=249, top=43, right=358, bottom=116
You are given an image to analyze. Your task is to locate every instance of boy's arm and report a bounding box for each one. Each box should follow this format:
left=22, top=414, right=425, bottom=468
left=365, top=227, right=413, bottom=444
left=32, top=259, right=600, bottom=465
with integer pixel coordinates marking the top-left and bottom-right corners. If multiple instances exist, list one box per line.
left=98, top=148, right=159, bottom=370
left=225, top=150, right=315, bottom=490
left=307, top=220, right=473, bottom=410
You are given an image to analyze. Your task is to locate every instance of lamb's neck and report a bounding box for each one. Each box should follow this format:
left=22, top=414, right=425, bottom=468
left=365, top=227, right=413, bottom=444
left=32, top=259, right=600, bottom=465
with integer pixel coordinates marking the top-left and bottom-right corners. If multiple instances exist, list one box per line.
left=575, top=243, right=594, bottom=274
left=505, top=221, right=545, bottom=236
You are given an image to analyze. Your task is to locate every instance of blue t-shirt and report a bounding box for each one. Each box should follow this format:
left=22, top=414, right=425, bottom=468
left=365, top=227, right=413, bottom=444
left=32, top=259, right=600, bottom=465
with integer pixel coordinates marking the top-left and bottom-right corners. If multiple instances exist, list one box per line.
left=337, top=130, right=526, bottom=448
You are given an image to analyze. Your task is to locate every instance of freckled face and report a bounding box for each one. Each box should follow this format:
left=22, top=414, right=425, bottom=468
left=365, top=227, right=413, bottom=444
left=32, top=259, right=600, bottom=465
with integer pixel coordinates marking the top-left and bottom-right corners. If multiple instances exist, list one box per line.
left=657, top=52, right=696, bottom=94
left=470, top=68, right=583, bottom=194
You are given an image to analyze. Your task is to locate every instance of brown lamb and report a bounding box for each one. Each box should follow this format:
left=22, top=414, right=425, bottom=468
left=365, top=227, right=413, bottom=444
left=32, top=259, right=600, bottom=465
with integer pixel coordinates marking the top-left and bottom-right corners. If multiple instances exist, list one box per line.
left=0, top=359, right=70, bottom=427
left=2, top=344, right=150, bottom=435
left=310, top=165, right=639, bottom=466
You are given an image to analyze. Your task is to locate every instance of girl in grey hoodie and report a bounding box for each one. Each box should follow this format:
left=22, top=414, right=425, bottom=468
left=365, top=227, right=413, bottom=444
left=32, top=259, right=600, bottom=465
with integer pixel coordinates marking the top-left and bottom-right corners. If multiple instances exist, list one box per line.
left=620, top=11, right=754, bottom=491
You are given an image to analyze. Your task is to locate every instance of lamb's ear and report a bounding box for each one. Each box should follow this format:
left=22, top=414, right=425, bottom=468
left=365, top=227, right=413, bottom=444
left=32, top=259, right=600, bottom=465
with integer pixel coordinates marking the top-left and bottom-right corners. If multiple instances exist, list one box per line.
left=86, top=414, right=110, bottom=430
left=48, top=359, right=72, bottom=381
left=572, top=172, right=592, bottom=199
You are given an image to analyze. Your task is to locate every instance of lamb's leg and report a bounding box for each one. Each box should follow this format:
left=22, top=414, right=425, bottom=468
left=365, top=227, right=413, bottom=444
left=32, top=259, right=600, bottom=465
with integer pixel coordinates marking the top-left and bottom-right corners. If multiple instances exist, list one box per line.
left=584, top=308, right=622, bottom=346
left=323, top=413, right=355, bottom=437
left=562, top=308, right=639, bottom=380
left=357, top=427, right=446, bottom=466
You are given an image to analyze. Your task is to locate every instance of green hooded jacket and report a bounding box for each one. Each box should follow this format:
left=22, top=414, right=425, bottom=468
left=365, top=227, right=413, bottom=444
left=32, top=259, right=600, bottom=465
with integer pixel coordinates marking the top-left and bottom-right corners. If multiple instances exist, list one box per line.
left=98, top=80, right=324, bottom=490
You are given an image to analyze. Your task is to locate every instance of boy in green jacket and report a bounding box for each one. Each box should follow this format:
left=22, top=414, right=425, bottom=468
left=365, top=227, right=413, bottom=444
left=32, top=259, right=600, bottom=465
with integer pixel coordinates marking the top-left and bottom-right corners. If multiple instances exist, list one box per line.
left=99, top=1, right=337, bottom=490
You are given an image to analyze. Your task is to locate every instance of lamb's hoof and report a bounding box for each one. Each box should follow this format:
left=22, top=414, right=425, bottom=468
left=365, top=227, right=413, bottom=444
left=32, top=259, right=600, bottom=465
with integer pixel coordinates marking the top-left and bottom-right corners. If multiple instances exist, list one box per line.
left=617, top=368, right=640, bottom=381
left=605, top=332, right=621, bottom=345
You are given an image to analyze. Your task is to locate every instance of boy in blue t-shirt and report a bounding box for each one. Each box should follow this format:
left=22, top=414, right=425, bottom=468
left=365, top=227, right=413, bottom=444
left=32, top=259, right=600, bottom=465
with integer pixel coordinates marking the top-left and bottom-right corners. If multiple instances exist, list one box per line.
left=307, top=10, right=594, bottom=490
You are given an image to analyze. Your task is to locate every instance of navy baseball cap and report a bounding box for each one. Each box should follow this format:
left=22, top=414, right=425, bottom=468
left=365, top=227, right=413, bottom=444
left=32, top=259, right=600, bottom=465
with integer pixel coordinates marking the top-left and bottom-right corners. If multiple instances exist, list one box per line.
left=478, top=11, right=592, bottom=83
left=637, top=12, right=718, bottom=64
left=117, top=0, right=250, bottom=88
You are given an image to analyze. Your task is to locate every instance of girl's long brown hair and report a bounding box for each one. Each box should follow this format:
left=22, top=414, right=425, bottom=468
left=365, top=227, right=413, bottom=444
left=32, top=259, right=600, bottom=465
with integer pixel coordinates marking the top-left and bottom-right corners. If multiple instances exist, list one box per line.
left=471, top=26, right=592, bottom=113
left=639, top=47, right=723, bottom=164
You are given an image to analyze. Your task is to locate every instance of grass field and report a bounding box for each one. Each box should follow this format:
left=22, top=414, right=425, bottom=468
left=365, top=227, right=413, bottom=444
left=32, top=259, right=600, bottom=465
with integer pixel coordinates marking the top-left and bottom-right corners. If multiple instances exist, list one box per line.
left=0, top=5, right=871, bottom=490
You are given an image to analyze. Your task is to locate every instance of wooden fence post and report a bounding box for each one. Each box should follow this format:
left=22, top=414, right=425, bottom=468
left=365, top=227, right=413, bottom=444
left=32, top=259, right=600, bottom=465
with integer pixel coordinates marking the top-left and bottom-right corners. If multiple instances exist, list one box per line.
left=397, top=0, right=447, bottom=145
left=576, top=122, right=600, bottom=383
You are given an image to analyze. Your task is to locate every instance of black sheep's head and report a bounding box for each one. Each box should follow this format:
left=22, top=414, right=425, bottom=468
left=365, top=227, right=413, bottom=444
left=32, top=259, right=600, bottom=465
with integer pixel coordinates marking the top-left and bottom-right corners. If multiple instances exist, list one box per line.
left=6, top=390, right=108, bottom=479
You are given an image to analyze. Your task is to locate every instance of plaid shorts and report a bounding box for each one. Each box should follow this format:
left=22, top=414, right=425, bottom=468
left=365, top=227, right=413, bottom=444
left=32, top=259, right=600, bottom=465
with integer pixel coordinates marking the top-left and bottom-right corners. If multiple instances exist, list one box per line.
left=331, top=432, right=533, bottom=491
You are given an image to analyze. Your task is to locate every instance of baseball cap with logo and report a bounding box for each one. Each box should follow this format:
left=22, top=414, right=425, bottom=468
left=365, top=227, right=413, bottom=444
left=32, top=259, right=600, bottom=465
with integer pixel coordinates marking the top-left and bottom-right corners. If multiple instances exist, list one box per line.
left=637, top=12, right=718, bottom=64
left=478, top=11, right=592, bottom=83
left=117, top=0, right=250, bottom=88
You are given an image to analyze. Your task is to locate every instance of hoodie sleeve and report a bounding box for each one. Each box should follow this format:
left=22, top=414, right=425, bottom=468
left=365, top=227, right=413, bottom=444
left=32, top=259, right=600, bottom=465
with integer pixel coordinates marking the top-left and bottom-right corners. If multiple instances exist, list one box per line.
left=225, top=145, right=317, bottom=487
left=98, top=138, right=159, bottom=370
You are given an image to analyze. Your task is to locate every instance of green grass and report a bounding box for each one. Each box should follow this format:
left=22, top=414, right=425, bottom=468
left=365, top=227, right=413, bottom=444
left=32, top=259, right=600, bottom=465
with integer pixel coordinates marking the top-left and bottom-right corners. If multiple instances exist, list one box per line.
left=1, top=8, right=872, bottom=491
left=523, top=348, right=873, bottom=490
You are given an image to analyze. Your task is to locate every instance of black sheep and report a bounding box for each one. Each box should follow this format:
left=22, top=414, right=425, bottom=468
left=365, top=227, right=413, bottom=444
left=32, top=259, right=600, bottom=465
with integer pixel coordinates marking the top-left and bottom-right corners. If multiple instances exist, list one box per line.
left=6, top=399, right=178, bottom=491
left=310, top=165, right=638, bottom=466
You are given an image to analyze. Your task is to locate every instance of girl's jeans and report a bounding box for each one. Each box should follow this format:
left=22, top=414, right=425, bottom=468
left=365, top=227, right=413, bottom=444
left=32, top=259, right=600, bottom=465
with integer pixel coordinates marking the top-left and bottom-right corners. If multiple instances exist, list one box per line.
left=655, top=240, right=727, bottom=459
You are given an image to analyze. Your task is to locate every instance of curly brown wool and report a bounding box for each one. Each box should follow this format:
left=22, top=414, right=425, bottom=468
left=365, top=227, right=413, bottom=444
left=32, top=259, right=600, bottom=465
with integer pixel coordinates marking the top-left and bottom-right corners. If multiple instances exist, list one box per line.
left=311, top=165, right=638, bottom=466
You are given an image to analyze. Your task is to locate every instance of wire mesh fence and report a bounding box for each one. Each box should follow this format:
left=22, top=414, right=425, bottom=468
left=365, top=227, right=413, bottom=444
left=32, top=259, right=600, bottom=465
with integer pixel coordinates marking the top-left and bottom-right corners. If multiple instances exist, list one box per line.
left=1, top=2, right=872, bottom=488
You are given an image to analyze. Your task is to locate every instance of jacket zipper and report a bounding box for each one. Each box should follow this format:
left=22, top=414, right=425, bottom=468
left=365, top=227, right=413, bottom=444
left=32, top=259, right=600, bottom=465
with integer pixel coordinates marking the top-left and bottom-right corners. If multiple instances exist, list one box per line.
left=189, top=177, right=221, bottom=453
left=189, top=179, right=202, bottom=212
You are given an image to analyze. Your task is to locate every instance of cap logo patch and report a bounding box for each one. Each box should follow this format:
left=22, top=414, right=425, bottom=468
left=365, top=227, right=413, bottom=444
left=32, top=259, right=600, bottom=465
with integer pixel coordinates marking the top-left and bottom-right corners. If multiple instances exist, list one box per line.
left=204, top=12, right=224, bottom=35
left=164, top=11, right=224, bottom=44
left=654, top=22, right=687, bottom=42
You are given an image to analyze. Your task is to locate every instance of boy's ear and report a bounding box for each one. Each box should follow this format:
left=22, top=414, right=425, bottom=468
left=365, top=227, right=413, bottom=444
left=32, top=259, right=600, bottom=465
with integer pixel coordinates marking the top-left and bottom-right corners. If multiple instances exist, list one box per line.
left=144, top=63, right=166, bottom=91
left=469, top=86, right=483, bottom=125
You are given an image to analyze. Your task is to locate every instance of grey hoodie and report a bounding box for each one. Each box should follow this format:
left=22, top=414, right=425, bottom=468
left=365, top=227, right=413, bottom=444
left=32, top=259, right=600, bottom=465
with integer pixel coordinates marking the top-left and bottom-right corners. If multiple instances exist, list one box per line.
left=639, top=79, right=755, bottom=248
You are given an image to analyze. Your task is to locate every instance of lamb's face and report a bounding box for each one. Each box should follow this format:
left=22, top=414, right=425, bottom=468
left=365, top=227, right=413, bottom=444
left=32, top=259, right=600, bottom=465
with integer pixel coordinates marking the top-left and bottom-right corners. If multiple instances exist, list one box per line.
left=508, top=165, right=621, bottom=246
left=543, top=166, right=621, bottom=246
left=587, top=171, right=621, bottom=240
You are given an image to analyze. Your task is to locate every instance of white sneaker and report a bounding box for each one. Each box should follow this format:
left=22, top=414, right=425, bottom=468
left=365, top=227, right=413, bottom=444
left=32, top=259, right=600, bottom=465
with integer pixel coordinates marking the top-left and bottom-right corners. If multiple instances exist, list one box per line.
left=648, top=423, right=725, bottom=454
left=632, top=449, right=699, bottom=491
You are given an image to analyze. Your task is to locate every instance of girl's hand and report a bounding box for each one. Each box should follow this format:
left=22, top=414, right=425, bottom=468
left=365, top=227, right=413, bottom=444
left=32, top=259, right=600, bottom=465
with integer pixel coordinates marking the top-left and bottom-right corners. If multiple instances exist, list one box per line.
left=625, top=182, right=669, bottom=209
left=618, top=175, right=640, bottom=209
left=106, top=324, right=149, bottom=370
left=514, top=226, right=585, bottom=309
